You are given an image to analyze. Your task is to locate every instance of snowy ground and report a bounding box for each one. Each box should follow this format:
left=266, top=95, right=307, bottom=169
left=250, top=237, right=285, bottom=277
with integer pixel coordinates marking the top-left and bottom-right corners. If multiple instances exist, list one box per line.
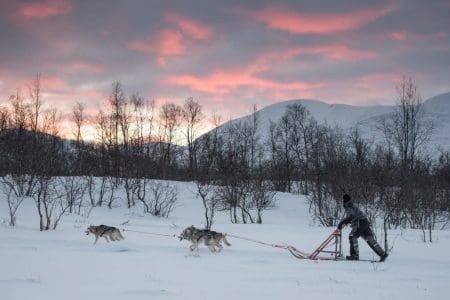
left=1, top=181, right=449, bottom=300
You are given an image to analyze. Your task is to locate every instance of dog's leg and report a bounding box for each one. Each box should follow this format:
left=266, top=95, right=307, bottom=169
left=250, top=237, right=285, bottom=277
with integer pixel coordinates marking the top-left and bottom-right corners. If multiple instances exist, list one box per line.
left=94, top=235, right=99, bottom=245
left=193, top=242, right=201, bottom=252
left=104, top=235, right=110, bottom=243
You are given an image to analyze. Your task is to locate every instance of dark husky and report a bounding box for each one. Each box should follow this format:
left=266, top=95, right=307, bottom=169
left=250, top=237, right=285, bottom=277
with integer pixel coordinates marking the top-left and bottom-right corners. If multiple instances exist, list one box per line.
left=85, top=225, right=125, bottom=244
left=180, top=225, right=231, bottom=252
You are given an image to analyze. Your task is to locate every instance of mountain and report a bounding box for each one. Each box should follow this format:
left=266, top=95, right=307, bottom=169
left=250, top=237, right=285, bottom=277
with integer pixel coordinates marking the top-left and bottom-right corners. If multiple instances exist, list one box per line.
left=214, top=92, right=450, bottom=154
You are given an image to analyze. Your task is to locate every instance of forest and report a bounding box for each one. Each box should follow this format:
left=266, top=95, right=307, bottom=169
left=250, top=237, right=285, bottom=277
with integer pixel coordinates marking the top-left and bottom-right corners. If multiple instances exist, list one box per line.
left=1, top=75, right=449, bottom=249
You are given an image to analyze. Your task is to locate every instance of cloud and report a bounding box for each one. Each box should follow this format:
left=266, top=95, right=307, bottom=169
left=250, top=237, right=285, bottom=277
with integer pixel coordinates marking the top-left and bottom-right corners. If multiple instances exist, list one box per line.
left=165, top=12, right=213, bottom=40
left=159, top=29, right=186, bottom=56
left=254, top=44, right=377, bottom=65
left=129, top=29, right=186, bottom=60
left=165, top=69, right=322, bottom=96
left=251, top=4, right=397, bottom=34
left=40, top=75, right=70, bottom=92
left=18, top=0, right=72, bottom=20
left=389, top=30, right=449, bottom=42
left=129, top=13, right=213, bottom=61
left=66, top=62, right=106, bottom=74
left=1, top=0, right=449, bottom=140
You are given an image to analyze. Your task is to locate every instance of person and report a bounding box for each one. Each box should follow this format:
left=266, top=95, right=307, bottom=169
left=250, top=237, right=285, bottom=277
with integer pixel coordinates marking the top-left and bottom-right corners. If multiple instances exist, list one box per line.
left=337, top=194, right=388, bottom=262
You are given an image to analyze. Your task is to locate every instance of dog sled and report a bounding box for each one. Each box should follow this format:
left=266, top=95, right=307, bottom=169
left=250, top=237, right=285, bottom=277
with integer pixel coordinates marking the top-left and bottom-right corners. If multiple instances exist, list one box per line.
left=120, top=225, right=343, bottom=261
left=285, top=229, right=343, bottom=260
left=227, top=229, right=343, bottom=261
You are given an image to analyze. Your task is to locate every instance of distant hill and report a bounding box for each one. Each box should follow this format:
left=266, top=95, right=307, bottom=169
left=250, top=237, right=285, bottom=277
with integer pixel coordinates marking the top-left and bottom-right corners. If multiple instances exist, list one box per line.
left=212, top=92, right=450, bottom=154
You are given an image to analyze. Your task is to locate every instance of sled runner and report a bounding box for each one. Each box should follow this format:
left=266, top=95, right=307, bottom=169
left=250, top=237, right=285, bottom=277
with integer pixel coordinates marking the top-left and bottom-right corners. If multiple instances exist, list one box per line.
left=227, top=229, right=343, bottom=261
left=283, top=229, right=343, bottom=260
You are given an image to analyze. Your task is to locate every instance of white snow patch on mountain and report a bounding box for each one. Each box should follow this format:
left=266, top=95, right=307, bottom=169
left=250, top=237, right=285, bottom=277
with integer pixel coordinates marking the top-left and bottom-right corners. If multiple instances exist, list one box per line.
left=217, top=92, right=450, bottom=154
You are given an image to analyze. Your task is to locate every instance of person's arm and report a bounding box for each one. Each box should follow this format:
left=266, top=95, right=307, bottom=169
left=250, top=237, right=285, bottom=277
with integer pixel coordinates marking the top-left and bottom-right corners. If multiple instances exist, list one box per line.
left=337, top=216, right=351, bottom=229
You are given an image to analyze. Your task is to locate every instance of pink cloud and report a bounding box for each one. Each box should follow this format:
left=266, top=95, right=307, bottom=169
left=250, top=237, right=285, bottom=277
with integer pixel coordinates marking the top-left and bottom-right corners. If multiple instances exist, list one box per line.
left=389, top=30, right=449, bottom=42
left=40, top=76, right=70, bottom=92
left=255, top=45, right=377, bottom=66
left=252, top=4, right=397, bottom=34
left=165, top=13, right=213, bottom=40
left=239, top=44, right=377, bottom=81
left=129, top=29, right=186, bottom=57
left=159, top=29, right=186, bottom=56
left=156, top=57, right=167, bottom=66
left=165, top=70, right=322, bottom=96
left=316, top=44, right=377, bottom=60
left=19, top=0, right=72, bottom=20
left=390, top=31, right=409, bottom=41
left=129, top=13, right=213, bottom=61
left=52, top=62, right=106, bottom=74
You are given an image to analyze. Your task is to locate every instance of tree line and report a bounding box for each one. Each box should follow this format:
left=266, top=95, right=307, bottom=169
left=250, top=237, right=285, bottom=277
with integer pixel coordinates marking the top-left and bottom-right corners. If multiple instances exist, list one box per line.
left=0, top=75, right=449, bottom=246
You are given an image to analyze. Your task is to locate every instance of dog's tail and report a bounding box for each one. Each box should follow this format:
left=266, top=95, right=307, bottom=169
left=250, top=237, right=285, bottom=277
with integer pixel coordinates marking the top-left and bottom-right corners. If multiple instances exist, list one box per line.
left=222, top=235, right=231, bottom=246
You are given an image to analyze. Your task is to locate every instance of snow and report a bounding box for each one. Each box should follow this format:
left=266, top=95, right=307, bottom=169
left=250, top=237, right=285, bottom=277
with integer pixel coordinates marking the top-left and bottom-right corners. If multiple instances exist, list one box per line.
left=1, top=180, right=450, bottom=300
left=219, top=92, right=450, bottom=154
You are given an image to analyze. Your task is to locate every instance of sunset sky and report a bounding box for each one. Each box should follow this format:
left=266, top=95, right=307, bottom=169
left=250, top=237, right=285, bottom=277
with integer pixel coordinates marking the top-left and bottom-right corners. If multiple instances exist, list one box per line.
left=0, top=0, right=449, bottom=137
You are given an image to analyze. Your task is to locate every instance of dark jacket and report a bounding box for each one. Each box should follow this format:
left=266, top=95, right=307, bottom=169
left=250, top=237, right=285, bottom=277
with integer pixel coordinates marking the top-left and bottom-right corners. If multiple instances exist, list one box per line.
left=338, top=201, right=368, bottom=229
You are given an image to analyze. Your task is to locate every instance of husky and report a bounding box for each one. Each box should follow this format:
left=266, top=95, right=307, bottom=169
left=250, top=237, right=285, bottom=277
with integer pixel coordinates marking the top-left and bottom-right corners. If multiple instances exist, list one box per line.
left=179, top=225, right=231, bottom=252
left=85, top=225, right=125, bottom=244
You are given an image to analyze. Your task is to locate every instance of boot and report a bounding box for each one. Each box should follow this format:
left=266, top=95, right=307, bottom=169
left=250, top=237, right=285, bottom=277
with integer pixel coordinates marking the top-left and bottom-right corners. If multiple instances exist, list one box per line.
left=366, top=237, right=388, bottom=262
left=346, top=255, right=359, bottom=261
left=349, top=235, right=359, bottom=260
left=379, top=253, right=389, bottom=262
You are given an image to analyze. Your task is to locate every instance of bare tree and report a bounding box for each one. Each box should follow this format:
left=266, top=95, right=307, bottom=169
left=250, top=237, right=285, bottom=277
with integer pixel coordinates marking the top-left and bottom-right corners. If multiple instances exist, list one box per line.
left=130, top=93, right=146, bottom=147
left=158, top=103, right=182, bottom=176
left=145, top=99, right=156, bottom=156
left=86, top=176, right=109, bottom=207
left=134, top=178, right=151, bottom=213
left=42, top=108, right=62, bottom=137
left=138, top=181, right=178, bottom=217
left=182, top=97, right=203, bottom=177
left=195, top=180, right=218, bottom=229
left=108, top=81, right=126, bottom=181
left=34, top=176, right=69, bottom=230
left=72, top=102, right=86, bottom=175
left=28, top=73, right=42, bottom=133
left=10, top=90, right=30, bottom=132
left=60, top=176, right=87, bottom=214
left=0, top=106, right=10, bottom=132
left=72, top=102, right=85, bottom=144
left=251, top=180, right=276, bottom=224
left=285, top=104, right=315, bottom=194
left=118, top=95, right=134, bottom=208
left=1, top=175, right=35, bottom=226
left=274, top=114, right=293, bottom=192
left=383, top=77, right=433, bottom=170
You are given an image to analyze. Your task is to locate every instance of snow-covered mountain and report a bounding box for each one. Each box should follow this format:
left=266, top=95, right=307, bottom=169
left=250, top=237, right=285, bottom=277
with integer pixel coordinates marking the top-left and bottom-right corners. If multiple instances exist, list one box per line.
left=215, top=92, right=450, bottom=153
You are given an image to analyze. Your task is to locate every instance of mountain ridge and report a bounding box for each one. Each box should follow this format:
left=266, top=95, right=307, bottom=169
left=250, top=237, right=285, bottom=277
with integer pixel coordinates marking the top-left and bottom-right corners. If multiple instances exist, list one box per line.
left=213, top=92, right=450, bottom=153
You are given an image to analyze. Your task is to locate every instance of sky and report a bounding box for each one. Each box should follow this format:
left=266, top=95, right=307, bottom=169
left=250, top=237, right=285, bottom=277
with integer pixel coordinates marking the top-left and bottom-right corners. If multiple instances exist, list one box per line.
left=0, top=0, right=449, bottom=138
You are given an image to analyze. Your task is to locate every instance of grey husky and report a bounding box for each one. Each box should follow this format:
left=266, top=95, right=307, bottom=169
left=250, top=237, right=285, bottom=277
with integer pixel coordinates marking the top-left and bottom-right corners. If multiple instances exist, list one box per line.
left=179, top=225, right=231, bottom=252
left=85, top=225, right=125, bottom=244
